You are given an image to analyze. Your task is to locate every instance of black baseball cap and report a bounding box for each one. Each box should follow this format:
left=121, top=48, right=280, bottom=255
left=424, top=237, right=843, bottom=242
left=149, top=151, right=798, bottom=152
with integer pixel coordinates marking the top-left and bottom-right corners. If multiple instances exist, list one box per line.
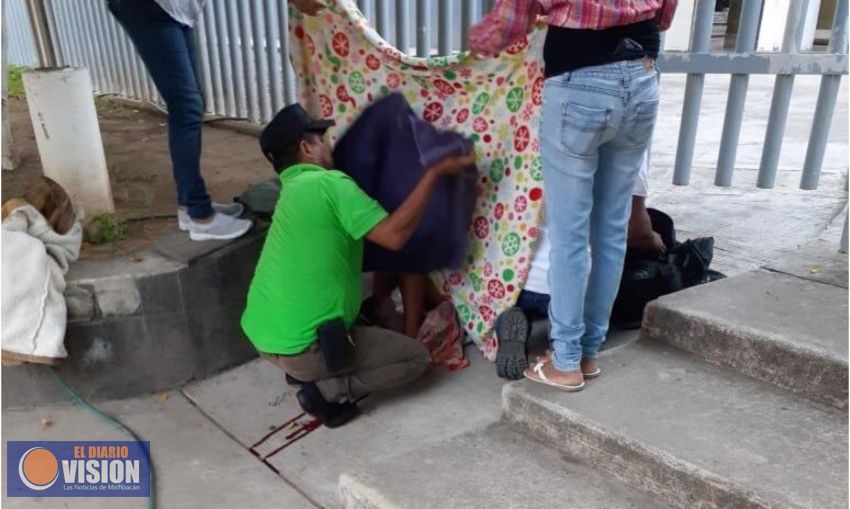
left=259, top=104, right=335, bottom=164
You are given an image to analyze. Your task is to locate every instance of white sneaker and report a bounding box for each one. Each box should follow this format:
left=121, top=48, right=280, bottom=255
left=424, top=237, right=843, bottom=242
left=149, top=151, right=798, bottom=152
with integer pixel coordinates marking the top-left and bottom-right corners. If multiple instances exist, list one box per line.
left=189, top=212, right=253, bottom=241
left=178, top=202, right=245, bottom=231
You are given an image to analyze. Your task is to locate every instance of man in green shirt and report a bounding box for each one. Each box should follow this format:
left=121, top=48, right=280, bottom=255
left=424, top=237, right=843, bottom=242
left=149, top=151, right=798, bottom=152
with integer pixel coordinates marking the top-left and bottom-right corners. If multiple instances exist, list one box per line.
left=242, top=104, right=474, bottom=428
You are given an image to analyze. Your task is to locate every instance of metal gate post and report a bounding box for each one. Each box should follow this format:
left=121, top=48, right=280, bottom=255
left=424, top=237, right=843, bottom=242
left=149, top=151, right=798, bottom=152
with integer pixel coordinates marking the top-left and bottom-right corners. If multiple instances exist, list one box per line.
left=757, top=0, right=810, bottom=189
left=801, top=0, right=849, bottom=190
left=715, top=0, right=763, bottom=186
left=672, top=0, right=716, bottom=186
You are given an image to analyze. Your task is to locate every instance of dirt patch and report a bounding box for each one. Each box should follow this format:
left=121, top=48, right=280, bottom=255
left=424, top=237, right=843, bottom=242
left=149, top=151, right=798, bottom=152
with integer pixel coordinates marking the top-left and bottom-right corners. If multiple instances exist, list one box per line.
left=3, top=96, right=272, bottom=257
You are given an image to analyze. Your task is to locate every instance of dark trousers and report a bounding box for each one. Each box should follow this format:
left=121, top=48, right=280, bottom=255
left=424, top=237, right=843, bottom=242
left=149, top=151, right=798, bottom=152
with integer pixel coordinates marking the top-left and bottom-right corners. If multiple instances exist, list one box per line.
left=262, top=326, right=430, bottom=403
left=107, top=0, right=213, bottom=219
left=516, top=290, right=550, bottom=320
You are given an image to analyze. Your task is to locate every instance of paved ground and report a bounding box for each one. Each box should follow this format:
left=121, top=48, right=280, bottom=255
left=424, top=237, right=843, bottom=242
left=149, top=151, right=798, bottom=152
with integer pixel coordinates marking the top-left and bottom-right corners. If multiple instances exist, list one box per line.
left=648, top=74, right=848, bottom=275
left=1, top=74, right=846, bottom=507
left=2, top=389, right=315, bottom=508
left=2, top=332, right=640, bottom=509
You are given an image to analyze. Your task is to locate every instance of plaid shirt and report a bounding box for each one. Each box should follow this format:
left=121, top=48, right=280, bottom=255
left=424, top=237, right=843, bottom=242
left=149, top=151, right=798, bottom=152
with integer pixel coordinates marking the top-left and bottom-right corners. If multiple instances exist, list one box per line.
left=469, top=0, right=678, bottom=55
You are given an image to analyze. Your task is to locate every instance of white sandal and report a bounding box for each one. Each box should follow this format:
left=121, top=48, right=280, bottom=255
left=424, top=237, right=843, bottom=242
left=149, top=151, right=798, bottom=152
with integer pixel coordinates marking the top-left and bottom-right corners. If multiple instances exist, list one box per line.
left=524, top=361, right=585, bottom=392
left=583, top=367, right=602, bottom=379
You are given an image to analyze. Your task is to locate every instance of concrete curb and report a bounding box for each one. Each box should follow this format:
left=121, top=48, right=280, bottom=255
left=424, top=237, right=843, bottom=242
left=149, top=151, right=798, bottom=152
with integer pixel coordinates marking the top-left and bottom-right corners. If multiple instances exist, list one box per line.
left=2, top=228, right=267, bottom=409
left=502, top=382, right=774, bottom=509
left=642, top=298, right=849, bottom=409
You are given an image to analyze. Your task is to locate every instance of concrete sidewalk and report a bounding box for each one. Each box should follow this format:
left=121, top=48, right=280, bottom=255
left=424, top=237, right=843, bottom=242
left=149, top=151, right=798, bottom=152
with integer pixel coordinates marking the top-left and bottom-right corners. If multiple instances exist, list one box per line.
left=1, top=328, right=639, bottom=509
left=2, top=390, right=316, bottom=508
left=1, top=345, right=509, bottom=508
left=648, top=74, right=848, bottom=275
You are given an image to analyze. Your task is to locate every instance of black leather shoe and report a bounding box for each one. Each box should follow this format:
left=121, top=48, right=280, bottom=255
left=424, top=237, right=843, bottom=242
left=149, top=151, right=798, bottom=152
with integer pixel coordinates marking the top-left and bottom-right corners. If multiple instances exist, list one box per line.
left=296, top=382, right=360, bottom=429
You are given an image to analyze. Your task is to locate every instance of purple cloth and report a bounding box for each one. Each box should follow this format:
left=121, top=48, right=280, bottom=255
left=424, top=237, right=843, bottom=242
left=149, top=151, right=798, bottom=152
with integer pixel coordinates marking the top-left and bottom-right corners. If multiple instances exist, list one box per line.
left=333, top=93, right=478, bottom=273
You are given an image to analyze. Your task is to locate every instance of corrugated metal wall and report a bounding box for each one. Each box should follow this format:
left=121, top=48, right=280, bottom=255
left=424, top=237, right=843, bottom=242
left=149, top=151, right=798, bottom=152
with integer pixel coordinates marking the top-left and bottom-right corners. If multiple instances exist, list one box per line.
left=4, top=0, right=491, bottom=122
left=5, top=0, right=39, bottom=66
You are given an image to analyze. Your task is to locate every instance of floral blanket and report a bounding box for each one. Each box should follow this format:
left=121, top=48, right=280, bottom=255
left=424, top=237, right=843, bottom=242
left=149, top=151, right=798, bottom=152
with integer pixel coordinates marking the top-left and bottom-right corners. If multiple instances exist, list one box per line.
left=289, top=0, right=546, bottom=360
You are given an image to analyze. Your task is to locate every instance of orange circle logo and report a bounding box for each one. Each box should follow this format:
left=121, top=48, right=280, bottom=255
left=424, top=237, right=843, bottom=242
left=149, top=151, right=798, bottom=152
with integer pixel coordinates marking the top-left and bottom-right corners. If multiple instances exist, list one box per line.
left=18, top=447, right=59, bottom=490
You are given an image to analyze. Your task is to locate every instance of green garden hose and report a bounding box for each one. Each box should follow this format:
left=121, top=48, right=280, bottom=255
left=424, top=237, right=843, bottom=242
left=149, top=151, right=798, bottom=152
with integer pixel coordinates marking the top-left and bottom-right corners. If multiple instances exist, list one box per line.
left=50, top=368, right=155, bottom=509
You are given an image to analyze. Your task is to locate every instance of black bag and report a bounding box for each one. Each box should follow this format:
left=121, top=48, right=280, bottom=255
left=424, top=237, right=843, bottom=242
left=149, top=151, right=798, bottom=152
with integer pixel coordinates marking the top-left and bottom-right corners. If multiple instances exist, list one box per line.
left=235, top=177, right=281, bottom=221
left=611, top=209, right=725, bottom=329
left=316, top=319, right=356, bottom=373
left=674, top=237, right=726, bottom=287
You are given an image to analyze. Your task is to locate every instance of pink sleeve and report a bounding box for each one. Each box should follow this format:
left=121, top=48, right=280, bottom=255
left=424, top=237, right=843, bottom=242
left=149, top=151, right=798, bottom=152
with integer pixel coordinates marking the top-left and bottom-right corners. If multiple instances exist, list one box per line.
left=656, top=0, right=679, bottom=32
left=468, top=0, right=541, bottom=55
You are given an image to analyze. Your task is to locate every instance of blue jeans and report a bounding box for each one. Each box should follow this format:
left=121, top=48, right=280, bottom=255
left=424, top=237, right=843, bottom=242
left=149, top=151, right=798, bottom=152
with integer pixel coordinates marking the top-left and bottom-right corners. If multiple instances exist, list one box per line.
left=541, top=60, right=659, bottom=372
left=107, top=0, right=213, bottom=219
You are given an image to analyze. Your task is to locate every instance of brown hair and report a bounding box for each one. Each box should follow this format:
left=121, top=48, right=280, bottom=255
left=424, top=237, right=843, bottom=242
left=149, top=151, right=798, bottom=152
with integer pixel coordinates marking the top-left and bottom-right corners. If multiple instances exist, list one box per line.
left=7, top=177, right=78, bottom=234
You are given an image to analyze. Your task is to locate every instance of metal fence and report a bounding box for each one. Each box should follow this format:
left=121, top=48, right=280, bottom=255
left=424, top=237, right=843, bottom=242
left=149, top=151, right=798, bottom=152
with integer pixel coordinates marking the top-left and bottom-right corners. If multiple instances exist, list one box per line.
left=4, top=0, right=849, bottom=196
left=5, top=0, right=39, bottom=66
left=4, top=0, right=494, bottom=121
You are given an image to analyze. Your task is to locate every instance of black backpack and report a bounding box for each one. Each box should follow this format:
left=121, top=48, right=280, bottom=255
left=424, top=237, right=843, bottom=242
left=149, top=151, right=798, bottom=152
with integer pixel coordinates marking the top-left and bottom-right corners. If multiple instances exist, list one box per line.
left=611, top=209, right=725, bottom=329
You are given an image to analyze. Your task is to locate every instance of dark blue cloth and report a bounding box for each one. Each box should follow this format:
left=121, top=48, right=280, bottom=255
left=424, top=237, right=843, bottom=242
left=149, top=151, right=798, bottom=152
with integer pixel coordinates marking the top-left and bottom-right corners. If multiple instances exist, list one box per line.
left=516, top=290, right=550, bottom=319
left=108, top=0, right=212, bottom=220
left=333, top=93, right=478, bottom=273
left=494, top=290, right=550, bottom=346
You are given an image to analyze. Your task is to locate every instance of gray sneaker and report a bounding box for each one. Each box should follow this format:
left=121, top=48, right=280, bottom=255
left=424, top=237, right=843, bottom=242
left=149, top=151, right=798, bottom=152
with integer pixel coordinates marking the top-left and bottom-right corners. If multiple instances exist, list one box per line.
left=178, top=202, right=245, bottom=231
left=189, top=212, right=252, bottom=241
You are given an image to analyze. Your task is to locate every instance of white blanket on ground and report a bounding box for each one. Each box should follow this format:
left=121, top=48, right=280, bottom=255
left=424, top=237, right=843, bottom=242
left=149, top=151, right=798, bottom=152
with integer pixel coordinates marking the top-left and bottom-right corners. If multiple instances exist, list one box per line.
left=2, top=203, right=82, bottom=364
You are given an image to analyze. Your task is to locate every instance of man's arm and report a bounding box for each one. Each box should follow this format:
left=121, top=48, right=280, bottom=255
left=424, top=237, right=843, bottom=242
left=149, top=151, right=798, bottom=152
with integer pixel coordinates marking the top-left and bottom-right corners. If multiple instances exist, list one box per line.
left=469, top=0, right=541, bottom=57
left=628, top=196, right=665, bottom=254
left=366, top=154, right=475, bottom=251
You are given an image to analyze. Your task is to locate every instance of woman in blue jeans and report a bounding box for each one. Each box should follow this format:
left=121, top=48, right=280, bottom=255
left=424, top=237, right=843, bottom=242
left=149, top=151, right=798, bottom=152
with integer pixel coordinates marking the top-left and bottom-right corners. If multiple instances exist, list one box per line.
left=107, top=0, right=324, bottom=241
left=494, top=155, right=665, bottom=380
left=470, top=0, right=677, bottom=391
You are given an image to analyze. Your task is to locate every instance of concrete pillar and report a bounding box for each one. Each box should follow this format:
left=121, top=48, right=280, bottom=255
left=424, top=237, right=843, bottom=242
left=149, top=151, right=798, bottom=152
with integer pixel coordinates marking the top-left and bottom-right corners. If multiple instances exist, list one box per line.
left=23, top=68, right=114, bottom=219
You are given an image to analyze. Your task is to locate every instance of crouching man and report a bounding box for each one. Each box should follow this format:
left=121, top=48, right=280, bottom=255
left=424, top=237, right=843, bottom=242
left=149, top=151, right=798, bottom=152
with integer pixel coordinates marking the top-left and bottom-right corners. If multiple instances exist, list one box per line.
left=241, top=104, right=474, bottom=428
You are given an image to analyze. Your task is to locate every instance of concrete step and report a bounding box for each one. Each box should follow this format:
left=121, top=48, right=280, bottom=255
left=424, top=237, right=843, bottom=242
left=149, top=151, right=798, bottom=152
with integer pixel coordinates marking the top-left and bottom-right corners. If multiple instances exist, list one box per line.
left=503, top=341, right=848, bottom=509
left=3, top=228, right=268, bottom=409
left=340, top=423, right=672, bottom=509
left=642, top=269, right=848, bottom=408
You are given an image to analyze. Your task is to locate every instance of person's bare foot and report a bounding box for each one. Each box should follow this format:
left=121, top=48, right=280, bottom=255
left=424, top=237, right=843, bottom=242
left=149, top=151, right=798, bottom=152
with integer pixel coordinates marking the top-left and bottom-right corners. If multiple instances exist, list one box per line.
left=535, top=349, right=552, bottom=363
left=525, top=360, right=584, bottom=390
left=581, top=358, right=601, bottom=378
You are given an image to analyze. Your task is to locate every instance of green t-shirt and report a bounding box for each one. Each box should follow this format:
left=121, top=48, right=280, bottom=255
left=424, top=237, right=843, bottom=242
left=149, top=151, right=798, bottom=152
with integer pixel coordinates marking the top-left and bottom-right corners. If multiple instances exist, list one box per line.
left=241, top=164, right=388, bottom=354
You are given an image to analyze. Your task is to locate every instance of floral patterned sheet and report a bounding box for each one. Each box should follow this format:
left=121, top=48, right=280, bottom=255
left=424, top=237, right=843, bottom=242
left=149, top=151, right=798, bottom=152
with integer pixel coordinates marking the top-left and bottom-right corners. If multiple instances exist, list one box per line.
left=289, top=0, right=546, bottom=360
